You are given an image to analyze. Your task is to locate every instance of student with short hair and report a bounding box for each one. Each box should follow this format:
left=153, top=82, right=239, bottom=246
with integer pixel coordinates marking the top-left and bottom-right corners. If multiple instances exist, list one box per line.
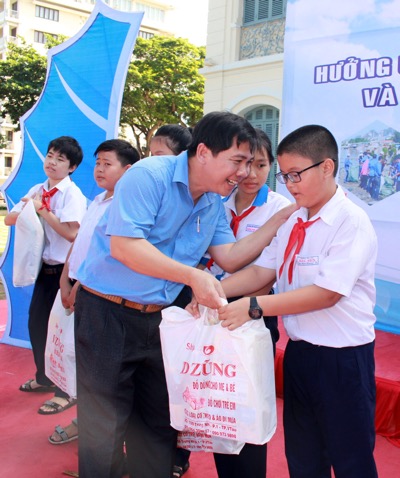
left=48, top=138, right=140, bottom=445
left=215, top=125, right=378, bottom=478
left=5, top=136, right=87, bottom=415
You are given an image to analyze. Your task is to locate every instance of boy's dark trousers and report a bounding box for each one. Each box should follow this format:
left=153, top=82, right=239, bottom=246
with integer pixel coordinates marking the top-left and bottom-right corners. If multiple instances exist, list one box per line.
left=283, top=339, right=378, bottom=478
left=28, top=262, right=69, bottom=398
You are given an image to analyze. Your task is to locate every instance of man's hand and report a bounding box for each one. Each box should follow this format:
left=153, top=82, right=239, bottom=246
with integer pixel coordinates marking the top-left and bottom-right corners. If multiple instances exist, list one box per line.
left=187, top=268, right=226, bottom=312
left=273, top=202, right=299, bottom=226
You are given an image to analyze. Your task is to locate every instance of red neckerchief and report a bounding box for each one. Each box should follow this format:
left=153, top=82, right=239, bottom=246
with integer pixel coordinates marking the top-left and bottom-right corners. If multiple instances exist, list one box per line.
left=39, top=187, right=58, bottom=211
left=278, top=217, right=320, bottom=284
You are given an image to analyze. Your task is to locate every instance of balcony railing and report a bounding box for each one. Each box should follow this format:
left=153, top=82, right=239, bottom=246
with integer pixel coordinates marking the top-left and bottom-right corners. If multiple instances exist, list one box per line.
left=0, top=8, right=19, bottom=23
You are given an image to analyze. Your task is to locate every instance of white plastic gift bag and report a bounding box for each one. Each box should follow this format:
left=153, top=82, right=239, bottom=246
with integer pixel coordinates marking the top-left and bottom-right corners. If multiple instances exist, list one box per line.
left=160, top=304, right=277, bottom=452
left=45, top=290, right=76, bottom=398
left=13, top=199, right=45, bottom=287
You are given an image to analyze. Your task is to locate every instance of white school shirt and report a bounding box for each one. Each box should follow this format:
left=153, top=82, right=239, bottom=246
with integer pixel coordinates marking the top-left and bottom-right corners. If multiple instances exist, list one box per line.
left=11, top=176, right=87, bottom=265
left=68, top=191, right=112, bottom=280
left=256, top=185, right=377, bottom=347
left=208, top=185, right=291, bottom=280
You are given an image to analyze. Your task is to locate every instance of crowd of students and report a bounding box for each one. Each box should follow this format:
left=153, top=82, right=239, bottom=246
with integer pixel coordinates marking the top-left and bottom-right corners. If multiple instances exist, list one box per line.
left=6, top=112, right=379, bottom=478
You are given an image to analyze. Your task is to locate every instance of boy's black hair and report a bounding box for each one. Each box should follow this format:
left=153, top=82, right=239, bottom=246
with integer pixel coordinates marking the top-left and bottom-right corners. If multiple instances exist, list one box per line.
left=94, top=139, right=140, bottom=166
left=47, top=136, right=83, bottom=169
left=154, top=124, right=192, bottom=155
left=277, top=125, right=339, bottom=176
left=187, top=111, right=257, bottom=157
left=254, top=128, right=274, bottom=165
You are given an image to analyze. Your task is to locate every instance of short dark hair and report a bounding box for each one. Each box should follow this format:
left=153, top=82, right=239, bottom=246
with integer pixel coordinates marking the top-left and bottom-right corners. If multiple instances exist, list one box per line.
left=154, top=124, right=192, bottom=155
left=187, top=111, right=257, bottom=157
left=254, top=128, right=274, bottom=165
left=94, top=139, right=140, bottom=166
left=277, top=125, right=338, bottom=176
left=47, top=136, right=83, bottom=169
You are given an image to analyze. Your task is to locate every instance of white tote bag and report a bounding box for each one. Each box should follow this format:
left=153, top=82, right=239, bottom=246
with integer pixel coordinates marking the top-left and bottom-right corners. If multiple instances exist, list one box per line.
left=45, top=290, right=76, bottom=398
left=160, top=305, right=277, bottom=453
left=13, top=199, right=45, bottom=287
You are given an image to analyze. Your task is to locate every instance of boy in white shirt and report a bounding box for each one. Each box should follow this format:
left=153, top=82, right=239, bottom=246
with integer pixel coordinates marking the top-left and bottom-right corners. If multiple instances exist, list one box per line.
left=213, top=125, right=378, bottom=478
left=5, top=136, right=87, bottom=415
left=48, top=139, right=140, bottom=444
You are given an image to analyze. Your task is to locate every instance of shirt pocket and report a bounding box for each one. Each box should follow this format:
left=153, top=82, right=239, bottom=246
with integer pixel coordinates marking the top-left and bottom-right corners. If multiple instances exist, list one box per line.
left=182, top=222, right=215, bottom=263
left=293, top=254, right=320, bottom=288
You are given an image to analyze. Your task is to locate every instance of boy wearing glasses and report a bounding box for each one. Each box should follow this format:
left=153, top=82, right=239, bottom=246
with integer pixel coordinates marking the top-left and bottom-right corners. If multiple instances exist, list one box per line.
left=212, top=125, right=378, bottom=477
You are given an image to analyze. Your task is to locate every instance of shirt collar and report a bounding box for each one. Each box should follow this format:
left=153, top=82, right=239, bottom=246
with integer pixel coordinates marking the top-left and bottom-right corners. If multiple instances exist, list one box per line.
left=174, top=151, right=219, bottom=211
left=44, top=175, right=72, bottom=192
left=94, top=190, right=112, bottom=203
left=223, top=184, right=269, bottom=212
left=301, top=184, right=346, bottom=226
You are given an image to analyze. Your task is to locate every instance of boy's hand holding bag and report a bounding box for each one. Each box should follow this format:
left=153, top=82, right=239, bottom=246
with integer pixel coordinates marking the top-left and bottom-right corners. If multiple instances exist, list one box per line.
left=160, top=302, right=277, bottom=453
left=45, top=290, right=76, bottom=398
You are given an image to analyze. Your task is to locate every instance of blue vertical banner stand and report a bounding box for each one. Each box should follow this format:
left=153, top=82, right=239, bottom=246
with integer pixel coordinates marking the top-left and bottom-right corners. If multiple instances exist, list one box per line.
left=0, top=0, right=143, bottom=347
left=281, top=0, right=400, bottom=333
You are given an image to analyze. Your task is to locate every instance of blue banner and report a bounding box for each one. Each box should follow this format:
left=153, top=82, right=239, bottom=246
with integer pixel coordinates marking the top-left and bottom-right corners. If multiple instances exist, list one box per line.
left=282, top=0, right=400, bottom=333
left=0, top=1, right=143, bottom=347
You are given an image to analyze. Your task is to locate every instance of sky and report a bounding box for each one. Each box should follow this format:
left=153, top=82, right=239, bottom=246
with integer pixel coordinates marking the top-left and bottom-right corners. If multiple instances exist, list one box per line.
left=170, top=0, right=209, bottom=46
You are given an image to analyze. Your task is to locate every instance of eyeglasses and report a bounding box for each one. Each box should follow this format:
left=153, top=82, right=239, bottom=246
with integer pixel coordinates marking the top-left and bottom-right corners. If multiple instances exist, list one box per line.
left=275, top=160, right=326, bottom=184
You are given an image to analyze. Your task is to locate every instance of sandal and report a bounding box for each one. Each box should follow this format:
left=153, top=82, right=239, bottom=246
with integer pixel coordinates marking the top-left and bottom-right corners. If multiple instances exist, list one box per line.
left=49, top=421, right=78, bottom=445
left=173, top=462, right=190, bottom=477
left=19, top=379, right=55, bottom=393
left=38, top=397, right=77, bottom=415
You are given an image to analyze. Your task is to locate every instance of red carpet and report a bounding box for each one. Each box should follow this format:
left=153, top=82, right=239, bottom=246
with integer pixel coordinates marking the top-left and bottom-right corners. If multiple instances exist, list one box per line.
left=274, top=322, right=400, bottom=449
left=1, top=304, right=400, bottom=477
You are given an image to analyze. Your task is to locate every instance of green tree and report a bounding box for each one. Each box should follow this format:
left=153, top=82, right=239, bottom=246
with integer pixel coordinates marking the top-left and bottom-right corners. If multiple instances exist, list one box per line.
left=0, top=40, right=47, bottom=128
left=121, top=36, right=205, bottom=156
left=0, top=35, right=205, bottom=152
left=0, top=36, right=67, bottom=129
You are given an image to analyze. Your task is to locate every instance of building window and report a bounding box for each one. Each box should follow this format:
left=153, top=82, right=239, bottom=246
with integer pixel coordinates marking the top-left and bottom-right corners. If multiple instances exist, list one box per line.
left=6, top=130, right=13, bottom=142
left=11, top=2, right=18, bottom=12
left=10, top=27, right=17, bottom=38
left=5, top=156, right=12, bottom=168
left=113, top=0, right=134, bottom=11
left=35, top=6, right=59, bottom=22
left=243, top=0, right=286, bottom=25
left=34, top=31, right=57, bottom=44
left=245, top=106, right=280, bottom=189
left=136, top=3, right=165, bottom=23
left=138, top=30, right=154, bottom=40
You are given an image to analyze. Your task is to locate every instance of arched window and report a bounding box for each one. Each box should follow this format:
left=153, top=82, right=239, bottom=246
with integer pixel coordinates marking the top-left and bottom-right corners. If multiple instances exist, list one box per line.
left=245, top=106, right=280, bottom=189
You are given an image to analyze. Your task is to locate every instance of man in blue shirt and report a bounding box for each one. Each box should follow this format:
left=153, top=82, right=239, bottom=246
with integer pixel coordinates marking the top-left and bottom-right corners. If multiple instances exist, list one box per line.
left=75, top=112, right=294, bottom=478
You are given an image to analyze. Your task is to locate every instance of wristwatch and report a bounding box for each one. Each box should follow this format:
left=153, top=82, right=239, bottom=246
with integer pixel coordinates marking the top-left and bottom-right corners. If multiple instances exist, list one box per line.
left=248, top=296, right=263, bottom=320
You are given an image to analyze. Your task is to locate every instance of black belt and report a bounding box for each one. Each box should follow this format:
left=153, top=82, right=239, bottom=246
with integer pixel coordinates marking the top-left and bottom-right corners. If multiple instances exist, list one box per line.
left=42, top=263, right=64, bottom=275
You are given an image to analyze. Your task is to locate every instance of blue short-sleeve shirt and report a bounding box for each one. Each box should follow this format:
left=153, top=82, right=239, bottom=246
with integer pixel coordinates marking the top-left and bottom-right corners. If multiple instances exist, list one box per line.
left=77, top=152, right=235, bottom=304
